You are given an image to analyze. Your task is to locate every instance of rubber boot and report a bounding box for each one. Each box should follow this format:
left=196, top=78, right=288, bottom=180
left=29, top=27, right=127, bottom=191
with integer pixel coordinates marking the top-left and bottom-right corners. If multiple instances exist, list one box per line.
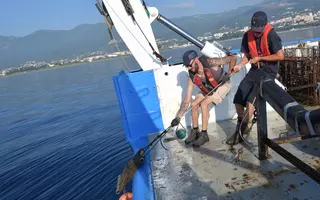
left=193, top=131, right=209, bottom=147
left=185, top=128, right=200, bottom=145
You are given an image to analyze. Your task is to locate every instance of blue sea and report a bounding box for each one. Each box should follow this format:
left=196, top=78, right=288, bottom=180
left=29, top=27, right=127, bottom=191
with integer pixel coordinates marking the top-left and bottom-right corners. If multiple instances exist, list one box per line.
left=0, top=27, right=320, bottom=200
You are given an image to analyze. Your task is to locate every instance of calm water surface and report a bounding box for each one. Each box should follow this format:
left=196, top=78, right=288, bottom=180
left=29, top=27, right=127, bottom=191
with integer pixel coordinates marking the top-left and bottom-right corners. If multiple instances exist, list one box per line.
left=0, top=27, right=320, bottom=200
left=0, top=59, right=136, bottom=200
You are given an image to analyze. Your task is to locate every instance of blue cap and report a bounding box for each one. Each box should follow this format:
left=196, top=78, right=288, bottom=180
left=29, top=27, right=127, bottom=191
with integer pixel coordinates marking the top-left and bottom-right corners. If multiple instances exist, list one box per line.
left=182, top=50, right=198, bottom=66
left=251, top=11, right=268, bottom=32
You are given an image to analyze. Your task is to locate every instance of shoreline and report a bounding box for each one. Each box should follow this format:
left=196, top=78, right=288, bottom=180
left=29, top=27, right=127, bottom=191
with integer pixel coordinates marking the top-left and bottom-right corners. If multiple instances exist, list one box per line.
left=0, top=63, right=83, bottom=78
left=0, top=56, right=132, bottom=78
left=213, top=25, right=320, bottom=43
left=2, top=25, right=320, bottom=78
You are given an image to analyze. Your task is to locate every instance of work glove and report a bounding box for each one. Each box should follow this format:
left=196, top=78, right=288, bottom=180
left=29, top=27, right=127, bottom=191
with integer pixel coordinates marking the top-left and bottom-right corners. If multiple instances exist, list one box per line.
left=221, top=73, right=231, bottom=83
left=171, top=117, right=181, bottom=127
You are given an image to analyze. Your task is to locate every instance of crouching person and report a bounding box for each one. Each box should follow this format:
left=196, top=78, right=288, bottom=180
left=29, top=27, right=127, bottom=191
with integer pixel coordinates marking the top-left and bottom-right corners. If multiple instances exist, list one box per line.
left=170, top=50, right=236, bottom=147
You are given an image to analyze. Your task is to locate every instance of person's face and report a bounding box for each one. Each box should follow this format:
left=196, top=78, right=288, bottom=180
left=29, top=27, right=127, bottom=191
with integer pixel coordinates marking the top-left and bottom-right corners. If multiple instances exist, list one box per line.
left=186, top=58, right=199, bottom=73
left=252, top=25, right=265, bottom=38
left=253, top=31, right=263, bottom=38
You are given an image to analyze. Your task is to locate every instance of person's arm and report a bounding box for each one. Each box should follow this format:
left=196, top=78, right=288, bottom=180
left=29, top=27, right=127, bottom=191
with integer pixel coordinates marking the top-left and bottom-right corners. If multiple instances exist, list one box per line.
left=251, top=30, right=284, bottom=64
left=231, top=53, right=250, bottom=73
left=227, top=55, right=237, bottom=74
left=231, top=32, right=251, bottom=73
left=176, top=78, right=193, bottom=118
left=205, top=55, right=237, bottom=74
left=250, top=49, right=284, bottom=64
left=237, top=53, right=250, bottom=66
left=258, top=49, right=284, bottom=62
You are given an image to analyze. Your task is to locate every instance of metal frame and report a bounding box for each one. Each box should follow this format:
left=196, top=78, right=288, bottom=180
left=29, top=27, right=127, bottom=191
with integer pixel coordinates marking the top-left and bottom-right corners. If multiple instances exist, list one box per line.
left=156, top=14, right=204, bottom=49
left=255, top=72, right=320, bottom=184
left=279, top=46, right=320, bottom=106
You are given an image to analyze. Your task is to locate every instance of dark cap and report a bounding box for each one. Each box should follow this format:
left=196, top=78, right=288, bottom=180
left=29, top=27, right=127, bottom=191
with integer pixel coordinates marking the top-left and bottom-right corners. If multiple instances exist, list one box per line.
left=182, top=50, right=198, bottom=66
left=251, top=11, right=268, bottom=32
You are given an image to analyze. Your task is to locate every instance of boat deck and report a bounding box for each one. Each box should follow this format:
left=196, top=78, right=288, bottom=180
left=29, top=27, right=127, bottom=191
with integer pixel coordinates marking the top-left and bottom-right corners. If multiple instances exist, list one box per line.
left=150, top=111, right=320, bottom=200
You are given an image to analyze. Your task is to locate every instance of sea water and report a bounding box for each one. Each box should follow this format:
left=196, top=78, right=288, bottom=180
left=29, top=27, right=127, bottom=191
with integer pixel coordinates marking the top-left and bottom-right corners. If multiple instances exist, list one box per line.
left=0, top=27, right=319, bottom=200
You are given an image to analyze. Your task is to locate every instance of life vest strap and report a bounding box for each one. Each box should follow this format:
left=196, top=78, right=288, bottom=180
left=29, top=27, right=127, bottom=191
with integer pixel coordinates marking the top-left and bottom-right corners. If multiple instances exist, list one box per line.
left=193, top=75, right=210, bottom=95
left=247, top=23, right=273, bottom=58
left=204, top=68, right=219, bottom=88
left=189, top=57, right=225, bottom=95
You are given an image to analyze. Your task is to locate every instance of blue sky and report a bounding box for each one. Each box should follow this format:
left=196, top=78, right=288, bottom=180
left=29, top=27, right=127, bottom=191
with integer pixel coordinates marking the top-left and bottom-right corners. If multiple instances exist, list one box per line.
left=0, top=0, right=263, bottom=37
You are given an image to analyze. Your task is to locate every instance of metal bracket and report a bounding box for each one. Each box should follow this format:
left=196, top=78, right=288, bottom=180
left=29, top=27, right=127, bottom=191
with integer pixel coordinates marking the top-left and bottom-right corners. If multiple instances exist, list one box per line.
left=283, top=102, right=299, bottom=123
left=259, top=79, right=273, bottom=98
left=305, top=110, right=316, bottom=135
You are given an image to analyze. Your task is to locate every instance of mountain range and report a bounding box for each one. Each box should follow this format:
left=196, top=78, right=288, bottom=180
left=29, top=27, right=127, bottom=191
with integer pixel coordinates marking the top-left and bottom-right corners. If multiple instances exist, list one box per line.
left=1, top=0, right=320, bottom=69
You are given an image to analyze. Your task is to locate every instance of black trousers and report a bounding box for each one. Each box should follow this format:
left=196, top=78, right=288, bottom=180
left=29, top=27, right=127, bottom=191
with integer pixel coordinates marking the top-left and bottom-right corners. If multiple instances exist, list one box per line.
left=233, top=67, right=277, bottom=107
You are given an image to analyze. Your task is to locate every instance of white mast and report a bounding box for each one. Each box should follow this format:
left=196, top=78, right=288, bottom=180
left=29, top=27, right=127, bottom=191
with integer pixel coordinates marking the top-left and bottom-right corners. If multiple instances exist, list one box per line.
left=98, top=0, right=230, bottom=72
left=101, top=0, right=167, bottom=71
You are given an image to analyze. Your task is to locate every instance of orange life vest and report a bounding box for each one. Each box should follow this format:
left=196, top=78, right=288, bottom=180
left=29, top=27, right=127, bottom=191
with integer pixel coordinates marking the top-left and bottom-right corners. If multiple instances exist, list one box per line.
left=189, top=56, right=225, bottom=95
left=189, top=68, right=220, bottom=95
left=247, top=23, right=273, bottom=58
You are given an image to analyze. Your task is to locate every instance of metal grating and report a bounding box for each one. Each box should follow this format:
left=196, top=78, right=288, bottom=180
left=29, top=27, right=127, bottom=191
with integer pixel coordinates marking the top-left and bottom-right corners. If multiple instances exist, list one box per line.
left=278, top=43, right=320, bottom=106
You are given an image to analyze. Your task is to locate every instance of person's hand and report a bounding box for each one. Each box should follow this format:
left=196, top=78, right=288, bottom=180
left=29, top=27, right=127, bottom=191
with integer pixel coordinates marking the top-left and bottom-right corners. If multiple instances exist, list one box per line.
left=171, top=117, right=181, bottom=127
left=232, top=64, right=243, bottom=73
left=226, top=51, right=233, bottom=56
left=249, top=57, right=261, bottom=65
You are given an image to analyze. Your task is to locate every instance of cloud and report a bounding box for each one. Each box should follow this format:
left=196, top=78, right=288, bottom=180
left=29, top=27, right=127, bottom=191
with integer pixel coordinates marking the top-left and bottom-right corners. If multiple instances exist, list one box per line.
left=165, top=2, right=195, bottom=9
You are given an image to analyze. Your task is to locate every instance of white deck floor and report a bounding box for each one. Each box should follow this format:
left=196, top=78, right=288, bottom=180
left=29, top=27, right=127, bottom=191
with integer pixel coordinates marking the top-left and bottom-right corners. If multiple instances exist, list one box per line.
left=150, top=111, right=320, bottom=200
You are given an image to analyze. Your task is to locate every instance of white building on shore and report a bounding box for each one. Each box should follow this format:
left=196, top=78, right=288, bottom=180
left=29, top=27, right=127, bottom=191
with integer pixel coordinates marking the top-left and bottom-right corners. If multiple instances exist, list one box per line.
left=0, top=70, right=6, bottom=76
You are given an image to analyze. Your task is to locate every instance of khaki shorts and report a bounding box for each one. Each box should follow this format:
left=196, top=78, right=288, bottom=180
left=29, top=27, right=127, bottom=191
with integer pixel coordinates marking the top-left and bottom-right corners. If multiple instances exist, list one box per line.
left=197, top=81, right=232, bottom=105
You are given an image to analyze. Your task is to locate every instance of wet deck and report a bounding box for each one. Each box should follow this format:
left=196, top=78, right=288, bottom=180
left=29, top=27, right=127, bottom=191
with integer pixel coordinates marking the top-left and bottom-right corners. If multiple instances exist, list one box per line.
left=150, top=111, right=320, bottom=200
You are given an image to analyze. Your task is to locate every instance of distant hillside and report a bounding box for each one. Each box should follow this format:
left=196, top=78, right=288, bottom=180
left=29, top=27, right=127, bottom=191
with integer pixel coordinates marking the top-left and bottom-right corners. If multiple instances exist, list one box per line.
left=0, top=36, right=18, bottom=50
left=217, top=0, right=320, bottom=28
left=0, top=0, right=320, bottom=69
left=153, top=0, right=320, bottom=39
left=0, top=24, right=128, bottom=69
left=151, top=5, right=251, bottom=40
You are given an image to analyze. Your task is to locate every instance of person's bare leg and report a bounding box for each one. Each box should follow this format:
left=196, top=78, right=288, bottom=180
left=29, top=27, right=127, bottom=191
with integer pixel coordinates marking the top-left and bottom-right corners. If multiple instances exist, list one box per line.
left=185, top=95, right=203, bottom=145
left=191, top=104, right=199, bottom=129
left=190, top=95, right=203, bottom=128
left=226, top=101, right=255, bottom=145
left=236, top=102, right=254, bottom=124
left=235, top=104, right=245, bottom=119
left=226, top=103, right=246, bottom=145
left=193, top=98, right=211, bottom=147
left=237, top=101, right=256, bottom=136
left=244, top=102, right=255, bottom=124
left=200, top=101, right=210, bottom=131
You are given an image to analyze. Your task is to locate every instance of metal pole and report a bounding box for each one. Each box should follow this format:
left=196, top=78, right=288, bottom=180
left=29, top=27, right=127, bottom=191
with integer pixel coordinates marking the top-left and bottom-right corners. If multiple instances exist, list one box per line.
left=252, top=72, right=320, bottom=184
left=261, top=79, right=320, bottom=136
left=256, top=86, right=268, bottom=160
left=265, top=138, right=320, bottom=184
left=156, top=14, right=204, bottom=49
